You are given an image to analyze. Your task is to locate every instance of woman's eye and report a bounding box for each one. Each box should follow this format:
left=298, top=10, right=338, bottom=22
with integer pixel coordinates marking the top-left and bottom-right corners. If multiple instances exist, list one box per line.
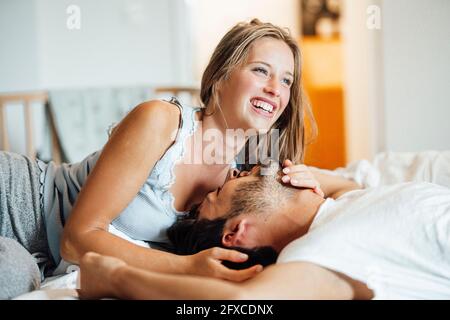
left=253, top=67, right=268, bottom=75
left=283, top=78, right=292, bottom=86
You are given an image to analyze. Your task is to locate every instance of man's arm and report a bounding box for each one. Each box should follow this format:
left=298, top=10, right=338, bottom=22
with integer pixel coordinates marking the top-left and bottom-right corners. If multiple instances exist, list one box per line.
left=78, top=253, right=359, bottom=300
left=240, top=262, right=355, bottom=299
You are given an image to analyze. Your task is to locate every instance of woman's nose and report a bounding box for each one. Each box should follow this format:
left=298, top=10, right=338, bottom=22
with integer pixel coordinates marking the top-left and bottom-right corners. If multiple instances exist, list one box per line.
left=263, top=78, right=281, bottom=97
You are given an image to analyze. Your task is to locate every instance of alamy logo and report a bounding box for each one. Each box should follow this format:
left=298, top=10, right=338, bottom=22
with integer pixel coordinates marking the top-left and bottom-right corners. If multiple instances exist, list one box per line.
left=66, top=5, right=81, bottom=30
left=366, top=5, right=381, bottom=30
left=178, top=127, right=280, bottom=167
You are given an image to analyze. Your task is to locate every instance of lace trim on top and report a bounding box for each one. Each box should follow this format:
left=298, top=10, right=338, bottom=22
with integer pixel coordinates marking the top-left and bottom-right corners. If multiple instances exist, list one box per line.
left=148, top=97, right=201, bottom=216
left=36, top=97, right=201, bottom=220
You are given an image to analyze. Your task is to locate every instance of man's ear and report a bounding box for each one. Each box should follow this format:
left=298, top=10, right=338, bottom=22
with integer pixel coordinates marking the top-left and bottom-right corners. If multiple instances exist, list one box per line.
left=222, top=218, right=249, bottom=248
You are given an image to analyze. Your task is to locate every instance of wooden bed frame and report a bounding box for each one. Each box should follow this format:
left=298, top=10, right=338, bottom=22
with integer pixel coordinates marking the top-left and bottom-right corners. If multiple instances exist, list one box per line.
left=0, top=91, right=62, bottom=163
left=0, top=86, right=199, bottom=164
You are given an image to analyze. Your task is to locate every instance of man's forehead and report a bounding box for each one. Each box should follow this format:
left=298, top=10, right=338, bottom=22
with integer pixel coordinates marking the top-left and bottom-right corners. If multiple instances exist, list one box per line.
left=259, top=161, right=281, bottom=176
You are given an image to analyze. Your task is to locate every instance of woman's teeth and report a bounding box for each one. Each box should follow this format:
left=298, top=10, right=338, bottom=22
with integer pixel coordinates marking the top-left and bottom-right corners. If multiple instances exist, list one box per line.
left=251, top=99, right=274, bottom=113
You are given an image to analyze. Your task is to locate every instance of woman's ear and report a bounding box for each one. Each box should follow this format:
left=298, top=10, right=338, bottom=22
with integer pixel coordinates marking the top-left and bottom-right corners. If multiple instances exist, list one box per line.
left=222, top=218, right=249, bottom=247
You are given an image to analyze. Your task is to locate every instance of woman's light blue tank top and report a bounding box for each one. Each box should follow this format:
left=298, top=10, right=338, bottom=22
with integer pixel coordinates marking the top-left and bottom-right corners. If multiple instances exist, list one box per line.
left=37, top=98, right=201, bottom=264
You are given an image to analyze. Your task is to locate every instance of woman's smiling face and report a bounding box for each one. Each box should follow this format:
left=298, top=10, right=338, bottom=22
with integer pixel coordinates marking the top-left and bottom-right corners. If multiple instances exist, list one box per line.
left=217, top=37, right=294, bottom=132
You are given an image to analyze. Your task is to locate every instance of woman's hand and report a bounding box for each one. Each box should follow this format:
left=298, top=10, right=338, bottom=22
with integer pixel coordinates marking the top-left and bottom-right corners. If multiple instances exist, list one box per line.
left=281, top=159, right=325, bottom=197
left=186, top=247, right=263, bottom=282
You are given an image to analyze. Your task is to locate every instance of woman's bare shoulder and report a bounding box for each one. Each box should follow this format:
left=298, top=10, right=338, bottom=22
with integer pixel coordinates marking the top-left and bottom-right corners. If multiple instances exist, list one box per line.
left=111, top=99, right=181, bottom=141
left=133, top=99, right=181, bottom=127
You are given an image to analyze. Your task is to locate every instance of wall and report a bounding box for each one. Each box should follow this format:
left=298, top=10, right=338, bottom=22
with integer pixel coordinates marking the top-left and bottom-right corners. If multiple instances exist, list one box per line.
left=0, top=0, right=192, bottom=155
left=341, top=0, right=382, bottom=163
left=382, top=0, right=450, bottom=152
left=188, top=0, right=300, bottom=83
left=0, top=0, right=42, bottom=153
left=34, top=0, right=189, bottom=89
left=0, top=0, right=40, bottom=92
left=342, top=0, right=450, bottom=163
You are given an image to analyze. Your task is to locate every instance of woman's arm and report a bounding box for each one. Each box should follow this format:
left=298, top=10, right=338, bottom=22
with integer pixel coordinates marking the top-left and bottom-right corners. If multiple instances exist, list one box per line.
left=78, top=252, right=358, bottom=300
left=61, top=100, right=185, bottom=272
left=61, top=100, right=261, bottom=280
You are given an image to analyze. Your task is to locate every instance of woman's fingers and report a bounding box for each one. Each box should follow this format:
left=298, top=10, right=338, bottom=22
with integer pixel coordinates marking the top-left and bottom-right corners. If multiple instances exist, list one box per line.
left=314, top=187, right=325, bottom=197
left=283, top=159, right=293, bottom=167
left=281, top=171, right=316, bottom=184
left=289, top=178, right=319, bottom=189
left=285, top=177, right=324, bottom=197
left=282, top=164, right=308, bottom=174
left=219, top=264, right=263, bottom=282
left=206, top=247, right=262, bottom=281
left=281, top=160, right=323, bottom=194
left=282, top=171, right=313, bottom=181
left=211, top=247, right=248, bottom=263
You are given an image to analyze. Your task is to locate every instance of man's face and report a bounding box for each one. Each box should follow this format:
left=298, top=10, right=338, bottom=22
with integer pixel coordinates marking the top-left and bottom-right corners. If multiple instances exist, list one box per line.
left=197, top=163, right=299, bottom=250
left=198, top=162, right=296, bottom=222
left=197, top=166, right=261, bottom=221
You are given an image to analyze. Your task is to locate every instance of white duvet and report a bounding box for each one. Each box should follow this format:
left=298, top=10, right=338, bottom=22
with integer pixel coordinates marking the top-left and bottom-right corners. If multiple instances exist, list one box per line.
left=14, top=150, right=450, bottom=300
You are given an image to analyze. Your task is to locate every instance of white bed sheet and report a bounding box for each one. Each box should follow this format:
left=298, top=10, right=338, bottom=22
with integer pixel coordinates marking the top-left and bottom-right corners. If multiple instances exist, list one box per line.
left=14, top=150, right=450, bottom=299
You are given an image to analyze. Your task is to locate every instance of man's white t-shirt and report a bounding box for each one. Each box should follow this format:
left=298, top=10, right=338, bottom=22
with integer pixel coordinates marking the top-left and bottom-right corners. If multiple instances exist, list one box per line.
left=277, top=182, right=450, bottom=299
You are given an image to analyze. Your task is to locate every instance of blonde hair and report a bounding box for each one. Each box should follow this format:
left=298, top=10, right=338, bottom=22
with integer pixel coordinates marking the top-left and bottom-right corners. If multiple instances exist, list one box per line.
left=200, top=19, right=316, bottom=164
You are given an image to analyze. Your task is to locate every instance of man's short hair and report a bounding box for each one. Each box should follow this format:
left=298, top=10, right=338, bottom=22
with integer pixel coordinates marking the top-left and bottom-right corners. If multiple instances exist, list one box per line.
left=167, top=206, right=278, bottom=270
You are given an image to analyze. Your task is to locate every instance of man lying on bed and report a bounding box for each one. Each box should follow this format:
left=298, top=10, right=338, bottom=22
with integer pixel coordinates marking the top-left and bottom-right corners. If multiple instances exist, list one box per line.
left=78, top=161, right=450, bottom=299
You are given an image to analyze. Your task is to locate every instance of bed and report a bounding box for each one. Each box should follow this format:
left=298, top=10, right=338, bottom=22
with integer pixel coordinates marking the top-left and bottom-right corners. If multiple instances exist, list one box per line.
left=13, top=150, right=450, bottom=300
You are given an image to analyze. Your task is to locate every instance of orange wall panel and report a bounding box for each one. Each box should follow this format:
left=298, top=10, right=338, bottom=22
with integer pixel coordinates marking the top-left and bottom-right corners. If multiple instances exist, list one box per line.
left=301, top=37, right=346, bottom=169
left=304, top=87, right=346, bottom=169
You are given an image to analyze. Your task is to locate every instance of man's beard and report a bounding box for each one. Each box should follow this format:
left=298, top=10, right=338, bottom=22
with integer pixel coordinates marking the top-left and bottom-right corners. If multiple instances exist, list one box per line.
left=226, top=164, right=297, bottom=218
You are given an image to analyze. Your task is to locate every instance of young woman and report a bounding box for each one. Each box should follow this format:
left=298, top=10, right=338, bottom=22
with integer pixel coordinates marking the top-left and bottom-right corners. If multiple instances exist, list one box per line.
left=0, top=19, right=332, bottom=299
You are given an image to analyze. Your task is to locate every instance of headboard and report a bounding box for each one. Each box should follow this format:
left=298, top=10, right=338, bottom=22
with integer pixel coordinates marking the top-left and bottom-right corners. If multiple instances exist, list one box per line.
left=0, top=91, right=62, bottom=163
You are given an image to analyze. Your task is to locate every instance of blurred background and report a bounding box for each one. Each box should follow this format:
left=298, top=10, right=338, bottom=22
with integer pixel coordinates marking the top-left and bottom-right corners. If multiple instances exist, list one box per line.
left=0, top=0, right=449, bottom=169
